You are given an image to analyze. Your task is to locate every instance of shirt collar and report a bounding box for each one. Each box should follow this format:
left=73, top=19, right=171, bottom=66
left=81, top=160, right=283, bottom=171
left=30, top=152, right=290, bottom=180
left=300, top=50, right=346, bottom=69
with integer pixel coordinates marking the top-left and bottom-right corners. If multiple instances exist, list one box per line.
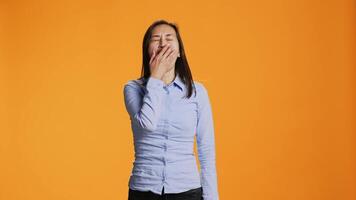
left=172, top=74, right=185, bottom=91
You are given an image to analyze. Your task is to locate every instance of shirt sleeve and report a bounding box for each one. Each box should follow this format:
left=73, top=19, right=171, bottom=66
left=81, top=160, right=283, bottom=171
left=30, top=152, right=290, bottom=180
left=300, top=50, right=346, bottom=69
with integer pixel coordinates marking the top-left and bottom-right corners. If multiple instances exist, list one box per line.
left=123, top=76, right=165, bottom=132
left=196, top=84, right=219, bottom=200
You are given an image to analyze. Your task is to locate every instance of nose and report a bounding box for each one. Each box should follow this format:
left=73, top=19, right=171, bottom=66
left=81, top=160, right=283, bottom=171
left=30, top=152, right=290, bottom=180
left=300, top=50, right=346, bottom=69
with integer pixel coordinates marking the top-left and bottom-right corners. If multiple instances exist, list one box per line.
left=159, top=39, right=168, bottom=48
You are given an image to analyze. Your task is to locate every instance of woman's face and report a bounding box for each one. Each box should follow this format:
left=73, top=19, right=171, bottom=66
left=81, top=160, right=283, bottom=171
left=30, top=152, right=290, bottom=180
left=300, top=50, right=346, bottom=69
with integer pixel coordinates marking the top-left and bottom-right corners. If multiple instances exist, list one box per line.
left=148, top=24, right=180, bottom=59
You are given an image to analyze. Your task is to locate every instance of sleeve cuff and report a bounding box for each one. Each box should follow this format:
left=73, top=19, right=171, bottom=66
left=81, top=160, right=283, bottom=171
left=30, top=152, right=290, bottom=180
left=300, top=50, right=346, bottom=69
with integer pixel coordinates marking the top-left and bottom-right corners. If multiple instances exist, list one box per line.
left=146, top=76, right=164, bottom=90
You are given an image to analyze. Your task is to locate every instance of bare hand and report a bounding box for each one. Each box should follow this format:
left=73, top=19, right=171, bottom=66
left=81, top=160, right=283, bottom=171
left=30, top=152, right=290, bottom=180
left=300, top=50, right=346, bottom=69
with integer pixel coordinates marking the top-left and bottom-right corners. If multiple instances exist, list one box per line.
left=149, top=44, right=179, bottom=80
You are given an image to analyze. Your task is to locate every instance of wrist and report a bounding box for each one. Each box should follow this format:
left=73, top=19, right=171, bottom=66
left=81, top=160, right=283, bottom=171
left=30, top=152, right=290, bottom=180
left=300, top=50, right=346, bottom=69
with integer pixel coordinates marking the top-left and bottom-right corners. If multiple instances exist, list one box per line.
left=150, top=73, right=163, bottom=80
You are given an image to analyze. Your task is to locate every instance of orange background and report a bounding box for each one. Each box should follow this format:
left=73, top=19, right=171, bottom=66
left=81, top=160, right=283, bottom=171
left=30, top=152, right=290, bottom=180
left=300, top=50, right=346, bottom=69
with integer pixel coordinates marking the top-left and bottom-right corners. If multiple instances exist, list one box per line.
left=0, top=0, right=355, bottom=200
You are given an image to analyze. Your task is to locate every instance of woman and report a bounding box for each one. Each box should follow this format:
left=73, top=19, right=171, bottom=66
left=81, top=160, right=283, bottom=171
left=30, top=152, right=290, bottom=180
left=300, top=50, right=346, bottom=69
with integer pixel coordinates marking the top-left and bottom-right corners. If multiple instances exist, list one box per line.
left=123, top=19, right=219, bottom=200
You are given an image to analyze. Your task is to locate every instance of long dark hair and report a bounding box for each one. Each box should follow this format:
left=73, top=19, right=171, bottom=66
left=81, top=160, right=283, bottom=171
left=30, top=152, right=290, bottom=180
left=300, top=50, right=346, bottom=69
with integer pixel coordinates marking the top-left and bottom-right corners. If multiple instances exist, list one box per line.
left=138, top=19, right=196, bottom=99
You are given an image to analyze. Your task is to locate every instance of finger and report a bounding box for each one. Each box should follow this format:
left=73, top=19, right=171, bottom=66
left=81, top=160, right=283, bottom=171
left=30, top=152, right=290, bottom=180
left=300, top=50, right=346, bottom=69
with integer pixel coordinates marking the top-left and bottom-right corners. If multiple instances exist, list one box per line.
left=167, top=49, right=177, bottom=58
left=149, top=52, right=154, bottom=64
left=161, top=46, right=174, bottom=60
left=162, top=47, right=175, bottom=60
left=156, top=44, right=170, bottom=60
left=149, top=50, right=156, bottom=64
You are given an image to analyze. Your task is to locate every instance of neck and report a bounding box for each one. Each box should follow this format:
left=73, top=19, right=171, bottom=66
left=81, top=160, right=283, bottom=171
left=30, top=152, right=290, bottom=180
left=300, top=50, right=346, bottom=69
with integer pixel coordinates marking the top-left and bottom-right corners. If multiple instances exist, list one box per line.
left=162, top=68, right=176, bottom=86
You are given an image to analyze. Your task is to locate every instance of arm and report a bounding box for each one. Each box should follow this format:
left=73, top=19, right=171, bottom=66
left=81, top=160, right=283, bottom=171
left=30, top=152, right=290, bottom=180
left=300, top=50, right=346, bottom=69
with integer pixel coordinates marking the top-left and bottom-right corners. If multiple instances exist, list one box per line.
left=123, top=76, right=165, bottom=132
left=196, top=84, right=219, bottom=200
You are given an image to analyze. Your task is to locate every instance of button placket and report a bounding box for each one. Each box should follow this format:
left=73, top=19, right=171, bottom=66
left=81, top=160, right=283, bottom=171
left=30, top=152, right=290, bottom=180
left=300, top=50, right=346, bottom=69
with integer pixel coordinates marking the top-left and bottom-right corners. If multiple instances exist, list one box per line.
left=162, top=86, right=170, bottom=186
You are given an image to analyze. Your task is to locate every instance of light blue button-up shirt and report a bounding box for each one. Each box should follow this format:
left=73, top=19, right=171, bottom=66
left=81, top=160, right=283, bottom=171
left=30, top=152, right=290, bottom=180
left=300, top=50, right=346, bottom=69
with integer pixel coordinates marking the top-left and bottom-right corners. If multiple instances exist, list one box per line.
left=123, top=74, right=219, bottom=200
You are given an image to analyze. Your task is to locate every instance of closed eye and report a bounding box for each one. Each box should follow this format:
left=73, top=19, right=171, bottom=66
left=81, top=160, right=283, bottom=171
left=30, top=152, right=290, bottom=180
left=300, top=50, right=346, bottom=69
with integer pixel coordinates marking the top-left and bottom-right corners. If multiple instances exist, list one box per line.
left=151, top=39, right=173, bottom=41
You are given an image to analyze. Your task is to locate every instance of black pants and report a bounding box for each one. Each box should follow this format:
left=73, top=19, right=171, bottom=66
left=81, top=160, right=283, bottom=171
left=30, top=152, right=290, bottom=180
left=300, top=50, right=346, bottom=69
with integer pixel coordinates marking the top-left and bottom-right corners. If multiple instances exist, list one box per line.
left=128, top=186, right=203, bottom=200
